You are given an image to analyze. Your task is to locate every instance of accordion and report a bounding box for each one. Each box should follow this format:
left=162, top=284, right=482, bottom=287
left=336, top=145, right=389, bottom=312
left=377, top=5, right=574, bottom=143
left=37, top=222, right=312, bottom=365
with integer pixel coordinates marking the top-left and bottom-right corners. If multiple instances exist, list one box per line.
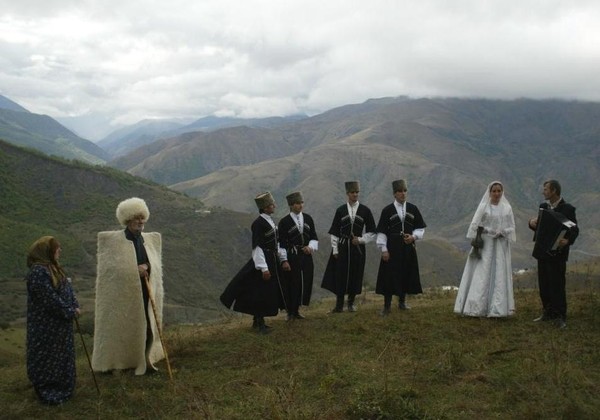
left=533, top=208, right=576, bottom=259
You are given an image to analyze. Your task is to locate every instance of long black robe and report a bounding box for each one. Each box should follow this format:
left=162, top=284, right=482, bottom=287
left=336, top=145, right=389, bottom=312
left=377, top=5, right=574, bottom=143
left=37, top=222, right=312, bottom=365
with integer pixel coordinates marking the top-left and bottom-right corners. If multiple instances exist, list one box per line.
left=278, top=213, right=318, bottom=311
left=220, top=215, right=284, bottom=316
left=375, top=202, right=426, bottom=295
left=321, top=203, right=376, bottom=295
left=26, top=265, right=79, bottom=405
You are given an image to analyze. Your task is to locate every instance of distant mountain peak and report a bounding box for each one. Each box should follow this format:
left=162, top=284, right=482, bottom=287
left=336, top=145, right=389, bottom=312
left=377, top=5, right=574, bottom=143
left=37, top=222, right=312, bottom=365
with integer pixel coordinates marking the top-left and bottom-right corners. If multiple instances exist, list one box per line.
left=0, top=94, right=30, bottom=113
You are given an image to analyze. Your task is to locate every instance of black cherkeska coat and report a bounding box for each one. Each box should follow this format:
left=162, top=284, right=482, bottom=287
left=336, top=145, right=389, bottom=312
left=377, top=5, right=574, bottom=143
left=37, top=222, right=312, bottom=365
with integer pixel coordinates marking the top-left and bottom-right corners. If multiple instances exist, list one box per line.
left=220, top=215, right=285, bottom=316
left=321, top=203, right=376, bottom=296
left=278, top=212, right=318, bottom=307
left=375, top=202, right=426, bottom=295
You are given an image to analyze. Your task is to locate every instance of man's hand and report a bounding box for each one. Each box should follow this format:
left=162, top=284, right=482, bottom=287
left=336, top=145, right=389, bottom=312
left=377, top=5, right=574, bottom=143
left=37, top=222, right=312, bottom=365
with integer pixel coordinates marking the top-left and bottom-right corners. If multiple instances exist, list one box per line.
left=381, top=251, right=390, bottom=262
left=282, top=261, right=291, bottom=271
left=403, top=234, right=415, bottom=244
left=529, top=217, right=538, bottom=229
left=138, top=264, right=149, bottom=277
left=302, top=246, right=313, bottom=255
left=262, top=270, right=271, bottom=281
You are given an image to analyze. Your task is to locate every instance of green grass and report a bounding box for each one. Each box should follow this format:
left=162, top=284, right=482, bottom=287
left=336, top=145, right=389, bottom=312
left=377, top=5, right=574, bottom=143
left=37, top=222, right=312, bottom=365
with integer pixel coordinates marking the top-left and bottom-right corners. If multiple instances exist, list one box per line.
left=1, top=288, right=599, bottom=419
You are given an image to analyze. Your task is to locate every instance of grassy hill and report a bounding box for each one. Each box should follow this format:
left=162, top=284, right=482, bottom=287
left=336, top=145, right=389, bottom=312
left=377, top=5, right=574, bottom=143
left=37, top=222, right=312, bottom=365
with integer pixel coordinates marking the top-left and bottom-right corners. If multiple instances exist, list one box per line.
left=1, top=286, right=599, bottom=419
left=0, top=137, right=478, bottom=327
left=0, top=139, right=258, bottom=326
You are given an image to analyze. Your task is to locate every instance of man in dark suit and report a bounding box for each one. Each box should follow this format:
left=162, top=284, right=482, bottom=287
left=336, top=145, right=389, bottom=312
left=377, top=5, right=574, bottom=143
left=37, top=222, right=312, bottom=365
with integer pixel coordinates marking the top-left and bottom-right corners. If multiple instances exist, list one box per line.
left=321, top=181, right=377, bottom=313
left=220, top=192, right=291, bottom=334
left=278, top=191, right=319, bottom=320
left=376, top=179, right=426, bottom=315
left=528, top=180, right=579, bottom=329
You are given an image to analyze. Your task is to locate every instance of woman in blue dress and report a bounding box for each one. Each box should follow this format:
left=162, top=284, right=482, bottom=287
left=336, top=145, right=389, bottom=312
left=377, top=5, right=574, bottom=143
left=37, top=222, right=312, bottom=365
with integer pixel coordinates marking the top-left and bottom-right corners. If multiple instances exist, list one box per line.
left=25, top=236, right=80, bottom=405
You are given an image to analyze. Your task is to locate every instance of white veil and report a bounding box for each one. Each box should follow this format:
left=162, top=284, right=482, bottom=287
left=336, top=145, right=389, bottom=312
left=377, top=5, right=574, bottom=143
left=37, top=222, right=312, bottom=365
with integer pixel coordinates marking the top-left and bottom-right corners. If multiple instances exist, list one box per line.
left=466, top=181, right=516, bottom=242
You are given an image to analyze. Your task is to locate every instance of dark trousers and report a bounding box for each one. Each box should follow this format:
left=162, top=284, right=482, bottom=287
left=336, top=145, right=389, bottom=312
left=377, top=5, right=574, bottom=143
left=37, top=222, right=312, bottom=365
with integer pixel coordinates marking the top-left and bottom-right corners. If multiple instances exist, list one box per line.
left=336, top=293, right=356, bottom=309
left=384, top=293, right=407, bottom=308
left=538, top=258, right=567, bottom=320
left=287, top=275, right=303, bottom=315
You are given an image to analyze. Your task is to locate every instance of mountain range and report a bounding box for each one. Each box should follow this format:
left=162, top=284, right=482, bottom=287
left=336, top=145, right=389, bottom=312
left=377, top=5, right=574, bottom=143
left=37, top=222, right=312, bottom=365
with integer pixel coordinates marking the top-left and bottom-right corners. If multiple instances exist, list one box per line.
left=1, top=94, right=598, bottom=326
left=0, top=94, right=109, bottom=164
left=108, top=97, right=600, bottom=268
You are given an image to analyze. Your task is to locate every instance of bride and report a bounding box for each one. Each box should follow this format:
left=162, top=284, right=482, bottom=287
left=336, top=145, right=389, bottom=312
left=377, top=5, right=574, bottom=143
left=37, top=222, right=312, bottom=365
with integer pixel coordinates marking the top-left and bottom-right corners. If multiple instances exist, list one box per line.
left=454, top=181, right=516, bottom=317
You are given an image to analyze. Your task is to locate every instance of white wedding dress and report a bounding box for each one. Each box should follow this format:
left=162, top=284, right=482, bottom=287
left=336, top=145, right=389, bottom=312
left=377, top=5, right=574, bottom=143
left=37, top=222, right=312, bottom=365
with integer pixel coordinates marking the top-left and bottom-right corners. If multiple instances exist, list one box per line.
left=454, top=182, right=515, bottom=317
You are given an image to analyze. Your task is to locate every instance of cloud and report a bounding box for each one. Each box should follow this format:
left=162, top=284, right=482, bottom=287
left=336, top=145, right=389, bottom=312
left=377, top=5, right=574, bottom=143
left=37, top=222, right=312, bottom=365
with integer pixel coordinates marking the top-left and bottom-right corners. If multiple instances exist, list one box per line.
left=1, top=0, right=600, bottom=138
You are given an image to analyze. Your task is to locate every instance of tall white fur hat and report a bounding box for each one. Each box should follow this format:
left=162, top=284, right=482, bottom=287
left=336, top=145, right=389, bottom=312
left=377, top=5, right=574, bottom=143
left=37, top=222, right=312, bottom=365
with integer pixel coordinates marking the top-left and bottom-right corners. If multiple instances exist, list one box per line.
left=116, top=197, right=150, bottom=227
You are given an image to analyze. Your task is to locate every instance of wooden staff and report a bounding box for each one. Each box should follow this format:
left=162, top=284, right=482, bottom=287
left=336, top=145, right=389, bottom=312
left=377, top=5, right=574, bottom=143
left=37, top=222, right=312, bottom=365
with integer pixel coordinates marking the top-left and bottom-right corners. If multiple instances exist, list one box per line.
left=74, top=316, right=100, bottom=395
left=143, top=273, right=173, bottom=381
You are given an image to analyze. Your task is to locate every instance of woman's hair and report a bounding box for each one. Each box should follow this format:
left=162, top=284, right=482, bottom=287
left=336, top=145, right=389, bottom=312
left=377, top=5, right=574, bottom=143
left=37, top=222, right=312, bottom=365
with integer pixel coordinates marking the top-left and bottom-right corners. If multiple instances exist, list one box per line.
left=27, top=236, right=65, bottom=288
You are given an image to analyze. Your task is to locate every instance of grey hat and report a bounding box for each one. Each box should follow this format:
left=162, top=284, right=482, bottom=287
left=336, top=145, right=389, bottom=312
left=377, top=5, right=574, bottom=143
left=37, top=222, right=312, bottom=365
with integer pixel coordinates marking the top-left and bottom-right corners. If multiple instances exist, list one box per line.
left=286, top=191, right=304, bottom=206
left=345, top=181, right=360, bottom=193
left=254, top=192, right=275, bottom=210
left=392, top=179, right=408, bottom=192
left=116, top=197, right=150, bottom=227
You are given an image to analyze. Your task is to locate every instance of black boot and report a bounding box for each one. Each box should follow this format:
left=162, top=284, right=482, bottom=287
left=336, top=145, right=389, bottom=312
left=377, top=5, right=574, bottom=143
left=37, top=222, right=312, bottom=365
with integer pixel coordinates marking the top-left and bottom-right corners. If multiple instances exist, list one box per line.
left=398, top=293, right=411, bottom=310
left=331, top=295, right=344, bottom=313
left=347, top=295, right=357, bottom=312
left=257, top=317, right=272, bottom=334
left=381, top=295, right=392, bottom=316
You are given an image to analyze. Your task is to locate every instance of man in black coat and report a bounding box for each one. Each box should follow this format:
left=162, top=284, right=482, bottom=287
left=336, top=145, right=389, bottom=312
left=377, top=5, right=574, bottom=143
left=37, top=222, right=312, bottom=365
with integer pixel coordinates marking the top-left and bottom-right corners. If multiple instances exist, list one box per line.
left=278, top=191, right=319, bottom=320
left=220, top=192, right=290, bottom=334
left=376, top=179, right=426, bottom=315
left=528, top=179, right=579, bottom=329
left=321, top=181, right=376, bottom=312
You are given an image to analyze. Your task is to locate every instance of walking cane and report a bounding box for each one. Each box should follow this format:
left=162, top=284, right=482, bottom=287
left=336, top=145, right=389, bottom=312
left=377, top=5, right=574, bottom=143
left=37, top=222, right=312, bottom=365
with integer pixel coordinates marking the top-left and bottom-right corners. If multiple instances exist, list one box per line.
left=143, top=273, right=174, bottom=381
left=74, top=316, right=100, bottom=395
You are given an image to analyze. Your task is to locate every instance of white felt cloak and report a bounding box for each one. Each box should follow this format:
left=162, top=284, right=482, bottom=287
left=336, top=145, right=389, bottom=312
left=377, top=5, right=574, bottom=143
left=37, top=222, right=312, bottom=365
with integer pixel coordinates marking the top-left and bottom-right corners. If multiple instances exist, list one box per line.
left=92, top=230, right=164, bottom=375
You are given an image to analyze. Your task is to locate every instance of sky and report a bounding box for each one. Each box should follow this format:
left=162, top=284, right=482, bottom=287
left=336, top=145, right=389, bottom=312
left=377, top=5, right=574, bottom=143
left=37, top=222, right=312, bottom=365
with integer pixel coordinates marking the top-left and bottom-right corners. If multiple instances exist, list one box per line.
left=1, top=0, right=600, bottom=139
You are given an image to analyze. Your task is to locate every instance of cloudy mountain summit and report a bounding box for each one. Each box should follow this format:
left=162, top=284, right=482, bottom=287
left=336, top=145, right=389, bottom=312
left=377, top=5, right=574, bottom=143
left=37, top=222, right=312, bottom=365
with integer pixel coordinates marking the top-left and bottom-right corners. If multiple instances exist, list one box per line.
left=0, top=94, right=110, bottom=164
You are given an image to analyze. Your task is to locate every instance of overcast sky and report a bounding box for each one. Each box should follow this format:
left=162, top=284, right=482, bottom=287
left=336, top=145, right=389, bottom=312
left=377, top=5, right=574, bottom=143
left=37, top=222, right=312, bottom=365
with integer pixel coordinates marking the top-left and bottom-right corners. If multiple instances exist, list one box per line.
left=1, top=0, right=600, bottom=139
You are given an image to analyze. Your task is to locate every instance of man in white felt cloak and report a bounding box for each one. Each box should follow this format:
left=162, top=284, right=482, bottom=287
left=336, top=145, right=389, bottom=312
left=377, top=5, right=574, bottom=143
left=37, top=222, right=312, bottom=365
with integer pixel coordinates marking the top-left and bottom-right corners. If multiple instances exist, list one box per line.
left=92, top=197, right=165, bottom=375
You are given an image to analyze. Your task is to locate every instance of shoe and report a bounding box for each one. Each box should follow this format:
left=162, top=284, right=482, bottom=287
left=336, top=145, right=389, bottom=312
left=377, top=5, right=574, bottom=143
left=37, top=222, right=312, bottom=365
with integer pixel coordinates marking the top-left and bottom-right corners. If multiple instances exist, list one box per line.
left=398, top=302, right=411, bottom=310
left=533, top=314, right=551, bottom=322
left=146, top=358, right=159, bottom=374
left=286, top=314, right=293, bottom=321
left=380, top=307, right=391, bottom=317
left=146, top=365, right=159, bottom=375
left=555, top=318, right=567, bottom=329
left=258, top=325, right=272, bottom=334
left=348, top=303, right=357, bottom=312
left=330, top=307, right=343, bottom=313
left=293, top=313, right=305, bottom=320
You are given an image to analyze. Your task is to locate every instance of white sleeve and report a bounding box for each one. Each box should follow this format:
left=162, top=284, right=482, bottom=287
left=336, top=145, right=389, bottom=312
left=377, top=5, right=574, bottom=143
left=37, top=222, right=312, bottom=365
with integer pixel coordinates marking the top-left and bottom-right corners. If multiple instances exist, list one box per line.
left=376, top=232, right=388, bottom=252
left=412, top=228, right=425, bottom=240
left=252, top=247, right=268, bottom=272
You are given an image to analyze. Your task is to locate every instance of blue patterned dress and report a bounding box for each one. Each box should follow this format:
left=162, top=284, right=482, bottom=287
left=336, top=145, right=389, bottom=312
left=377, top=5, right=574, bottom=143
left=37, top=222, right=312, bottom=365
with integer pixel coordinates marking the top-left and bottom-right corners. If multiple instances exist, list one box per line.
left=26, top=264, right=79, bottom=405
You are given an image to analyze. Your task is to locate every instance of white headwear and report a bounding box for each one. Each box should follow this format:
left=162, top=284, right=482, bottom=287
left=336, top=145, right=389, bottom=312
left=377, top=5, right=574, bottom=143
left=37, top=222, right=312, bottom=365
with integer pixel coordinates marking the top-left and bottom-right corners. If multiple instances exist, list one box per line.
left=467, top=181, right=516, bottom=242
left=116, top=197, right=150, bottom=227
